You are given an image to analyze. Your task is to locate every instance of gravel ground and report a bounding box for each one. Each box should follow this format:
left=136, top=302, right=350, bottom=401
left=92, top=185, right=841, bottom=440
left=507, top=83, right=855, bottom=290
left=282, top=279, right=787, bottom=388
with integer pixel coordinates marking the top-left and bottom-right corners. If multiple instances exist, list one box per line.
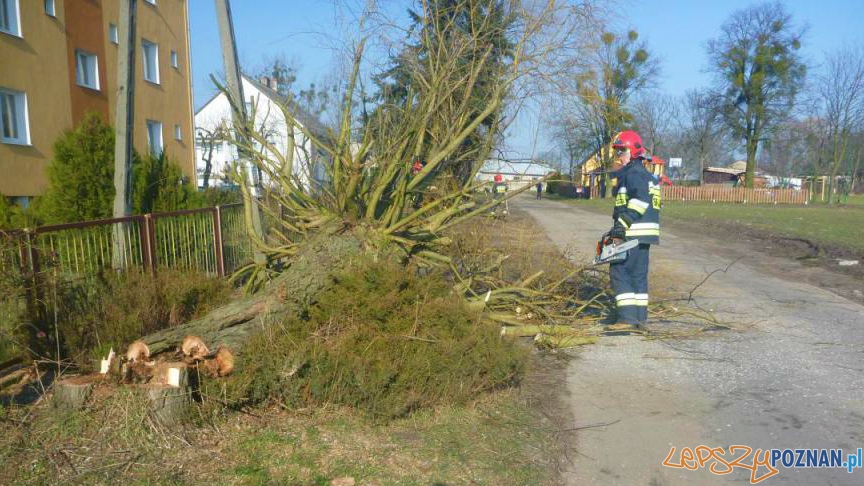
left=517, top=195, right=864, bottom=486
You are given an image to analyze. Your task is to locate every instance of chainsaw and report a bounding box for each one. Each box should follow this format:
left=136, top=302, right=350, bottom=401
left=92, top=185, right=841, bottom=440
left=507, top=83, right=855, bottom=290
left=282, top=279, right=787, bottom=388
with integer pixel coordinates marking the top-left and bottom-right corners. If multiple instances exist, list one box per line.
left=593, top=232, right=639, bottom=265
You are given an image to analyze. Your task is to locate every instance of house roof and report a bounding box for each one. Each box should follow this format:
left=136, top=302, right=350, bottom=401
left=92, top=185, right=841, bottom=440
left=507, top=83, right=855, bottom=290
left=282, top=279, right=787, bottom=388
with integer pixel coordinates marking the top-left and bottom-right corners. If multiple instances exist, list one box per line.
left=194, top=74, right=331, bottom=142
left=704, top=166, right=745, bottom=175
left=243, top=75, right=331, bottom=141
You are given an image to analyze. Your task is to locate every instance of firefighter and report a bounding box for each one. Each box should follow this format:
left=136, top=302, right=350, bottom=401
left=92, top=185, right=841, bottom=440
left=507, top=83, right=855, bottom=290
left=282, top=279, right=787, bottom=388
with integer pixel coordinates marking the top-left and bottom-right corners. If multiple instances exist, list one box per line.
left=607, top=130, right=661, bottom=329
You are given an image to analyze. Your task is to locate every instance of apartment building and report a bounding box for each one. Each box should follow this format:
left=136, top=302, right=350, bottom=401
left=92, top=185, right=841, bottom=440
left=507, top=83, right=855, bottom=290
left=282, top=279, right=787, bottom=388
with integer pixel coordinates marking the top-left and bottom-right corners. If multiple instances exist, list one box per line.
left=0, top=0, right=195, bottom=205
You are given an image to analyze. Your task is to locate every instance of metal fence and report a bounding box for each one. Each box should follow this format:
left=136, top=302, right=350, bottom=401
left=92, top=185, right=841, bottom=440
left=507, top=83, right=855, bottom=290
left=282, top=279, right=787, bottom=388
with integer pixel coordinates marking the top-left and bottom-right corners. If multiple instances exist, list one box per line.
left=0, top=203, right=252, bottom=281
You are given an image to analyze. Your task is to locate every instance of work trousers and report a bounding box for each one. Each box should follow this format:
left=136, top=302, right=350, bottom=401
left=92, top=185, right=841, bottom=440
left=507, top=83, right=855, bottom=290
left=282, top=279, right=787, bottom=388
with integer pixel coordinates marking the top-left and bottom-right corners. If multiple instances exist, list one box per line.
left=609, top=243, right=650, bottom=325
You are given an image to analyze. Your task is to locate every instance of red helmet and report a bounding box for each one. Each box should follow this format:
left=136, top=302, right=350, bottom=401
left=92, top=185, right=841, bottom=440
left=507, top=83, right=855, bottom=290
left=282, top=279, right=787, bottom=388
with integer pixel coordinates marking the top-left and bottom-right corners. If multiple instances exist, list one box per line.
left=612, top=130, right=645, bottom=159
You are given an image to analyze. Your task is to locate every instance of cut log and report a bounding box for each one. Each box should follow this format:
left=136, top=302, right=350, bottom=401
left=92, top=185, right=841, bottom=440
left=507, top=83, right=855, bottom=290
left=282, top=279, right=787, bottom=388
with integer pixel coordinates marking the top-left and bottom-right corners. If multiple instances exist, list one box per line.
left=202, top=346, right=234, bottom=377
left=53, top=375, right=99, bottom=410
left=500, top=325, right=581, bottom=337
left=141, top=231, right=362, bottom=356
left=533, top=333, right=598, bottom=348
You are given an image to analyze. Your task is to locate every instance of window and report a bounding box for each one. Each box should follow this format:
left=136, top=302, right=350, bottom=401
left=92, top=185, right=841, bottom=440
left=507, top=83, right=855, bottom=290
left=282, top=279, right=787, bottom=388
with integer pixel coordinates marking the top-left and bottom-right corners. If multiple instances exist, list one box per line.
left=44, top=0, right=55, bottom=17
left=12, top=196, right=29, bottom=209
left=0, top=88, right=30, bottom=145
left=174, top=124, right=182, bottom=141
left=146, top=120, right=163, bottom=156
left=170, top=50, right=178, bottom=69
left=75, top=50, right=100, bottom=90
left=142, top=39, right=159, bottom=84
left=109, top=23, right=118, bottom=44
left=144, top=0, right=155, bottom=4
left=0, top=0, right=21, bottom=37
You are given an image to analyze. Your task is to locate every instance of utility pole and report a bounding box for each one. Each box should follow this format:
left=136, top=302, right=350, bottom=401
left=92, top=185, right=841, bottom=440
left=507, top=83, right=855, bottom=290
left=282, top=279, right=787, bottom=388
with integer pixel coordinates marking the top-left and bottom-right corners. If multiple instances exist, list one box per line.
left=214, top=0, right=265, bottom=265
left=112, top=0, right=137, bottom=269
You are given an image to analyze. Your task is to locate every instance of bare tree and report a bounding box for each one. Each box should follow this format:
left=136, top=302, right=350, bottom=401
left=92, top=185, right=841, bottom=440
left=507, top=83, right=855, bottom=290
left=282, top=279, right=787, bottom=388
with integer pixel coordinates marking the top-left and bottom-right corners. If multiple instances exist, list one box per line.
left=632, top=92, right=679, bottom=157
left=678, top=89, right=729, bottom=183
left=196, top=122, right=230, bottom=189
left=813, top=45, right=864, bottom=203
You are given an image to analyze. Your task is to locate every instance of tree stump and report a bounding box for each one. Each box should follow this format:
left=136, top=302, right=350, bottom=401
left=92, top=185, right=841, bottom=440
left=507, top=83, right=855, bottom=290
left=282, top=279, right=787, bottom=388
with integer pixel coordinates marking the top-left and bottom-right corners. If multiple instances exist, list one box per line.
left=142, top=364, right=192, bottom=426
left=53, top=375, right=98, bottom=410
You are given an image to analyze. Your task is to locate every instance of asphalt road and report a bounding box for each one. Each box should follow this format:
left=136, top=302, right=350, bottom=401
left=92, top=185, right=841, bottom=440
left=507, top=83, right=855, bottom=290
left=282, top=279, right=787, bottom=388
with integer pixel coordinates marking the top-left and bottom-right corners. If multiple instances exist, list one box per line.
left=516, top=196, right=864, bottom=486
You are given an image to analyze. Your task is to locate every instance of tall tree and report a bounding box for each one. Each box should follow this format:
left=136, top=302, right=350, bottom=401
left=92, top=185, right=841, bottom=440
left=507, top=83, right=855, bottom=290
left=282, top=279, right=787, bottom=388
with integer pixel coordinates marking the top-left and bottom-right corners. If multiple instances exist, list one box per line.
left=707, top=1, right=806, bottom=188
left=373, top=0, right=516, bottom=184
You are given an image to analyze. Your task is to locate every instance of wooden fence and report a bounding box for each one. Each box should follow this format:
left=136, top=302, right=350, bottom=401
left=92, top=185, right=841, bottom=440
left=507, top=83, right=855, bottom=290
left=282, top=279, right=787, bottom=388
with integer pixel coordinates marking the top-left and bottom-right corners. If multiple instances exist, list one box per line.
left=589, top=184, right=807, bottom=204
left=661, top=185, right=807, bottom=204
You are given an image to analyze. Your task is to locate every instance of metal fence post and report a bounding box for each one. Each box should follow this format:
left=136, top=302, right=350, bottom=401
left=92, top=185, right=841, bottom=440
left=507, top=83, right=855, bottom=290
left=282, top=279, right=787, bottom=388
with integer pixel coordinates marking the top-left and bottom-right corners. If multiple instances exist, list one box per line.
left=138, top=215, right=151, bottom=273
left=145, top=213, right=157, bottom=273
left=213, top=206, right=225, bottom=277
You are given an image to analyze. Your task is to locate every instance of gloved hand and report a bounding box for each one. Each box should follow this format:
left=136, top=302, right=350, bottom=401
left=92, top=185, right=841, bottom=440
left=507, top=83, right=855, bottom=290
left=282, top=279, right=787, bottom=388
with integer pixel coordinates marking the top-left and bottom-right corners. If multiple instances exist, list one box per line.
left=608, top=226, right=626, bottom=240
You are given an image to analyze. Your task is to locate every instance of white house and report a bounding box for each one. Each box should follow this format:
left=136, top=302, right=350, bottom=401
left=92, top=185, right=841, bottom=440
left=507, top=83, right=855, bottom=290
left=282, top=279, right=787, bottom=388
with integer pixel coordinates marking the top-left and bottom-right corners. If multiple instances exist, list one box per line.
left=477, top=159, right=554, bottom=190
left=194, top=75, right=329, bottom=191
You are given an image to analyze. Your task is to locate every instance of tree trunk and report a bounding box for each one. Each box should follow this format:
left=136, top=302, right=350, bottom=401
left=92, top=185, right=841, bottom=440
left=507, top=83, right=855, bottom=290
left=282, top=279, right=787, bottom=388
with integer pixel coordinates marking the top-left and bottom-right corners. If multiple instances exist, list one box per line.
left=745, top=137, right=758, bottom=188
left=203, top=144, right=213, bottom=189
left=141, top=229, right=362, bottom=356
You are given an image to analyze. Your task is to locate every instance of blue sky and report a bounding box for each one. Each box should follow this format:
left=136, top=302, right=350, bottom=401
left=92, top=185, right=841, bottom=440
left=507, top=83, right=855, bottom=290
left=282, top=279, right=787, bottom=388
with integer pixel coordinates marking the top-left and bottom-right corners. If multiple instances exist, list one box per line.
left=189, top=1, right=861, bottom=158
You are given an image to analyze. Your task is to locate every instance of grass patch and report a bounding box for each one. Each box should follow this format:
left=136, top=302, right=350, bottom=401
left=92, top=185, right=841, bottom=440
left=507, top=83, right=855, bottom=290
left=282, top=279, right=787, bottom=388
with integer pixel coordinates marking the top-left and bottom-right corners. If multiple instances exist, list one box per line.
left=842, top=193, right=864, bottom=206
left=560, top=196, right=864, bottom=255
left=0, top=360, right=566, bottom=485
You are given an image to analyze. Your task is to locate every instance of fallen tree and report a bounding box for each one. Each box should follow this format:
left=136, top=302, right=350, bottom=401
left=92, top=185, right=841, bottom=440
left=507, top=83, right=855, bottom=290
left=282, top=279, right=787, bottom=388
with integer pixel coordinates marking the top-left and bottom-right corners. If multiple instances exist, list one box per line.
left=143, top=227, right=360, bottom=355
left=138, top=0, right=582, bottom=357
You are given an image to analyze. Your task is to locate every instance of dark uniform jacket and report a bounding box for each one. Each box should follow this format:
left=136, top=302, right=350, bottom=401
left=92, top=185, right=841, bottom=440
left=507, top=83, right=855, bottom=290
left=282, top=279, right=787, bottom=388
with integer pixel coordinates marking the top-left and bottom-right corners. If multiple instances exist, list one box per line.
left=611, top=159, right=661, bottom=245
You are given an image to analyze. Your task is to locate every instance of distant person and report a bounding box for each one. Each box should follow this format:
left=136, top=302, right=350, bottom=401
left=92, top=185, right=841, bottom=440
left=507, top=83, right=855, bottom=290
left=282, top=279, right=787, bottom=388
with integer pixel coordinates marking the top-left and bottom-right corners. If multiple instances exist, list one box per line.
left=535, top=181, right=543, bottom=199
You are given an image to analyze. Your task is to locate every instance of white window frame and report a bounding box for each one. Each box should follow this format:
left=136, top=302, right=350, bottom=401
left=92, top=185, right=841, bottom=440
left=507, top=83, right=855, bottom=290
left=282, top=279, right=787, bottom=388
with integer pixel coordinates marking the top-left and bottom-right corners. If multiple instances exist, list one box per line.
left=109, top=23, right=119, bottom=44
left=144, top=0, right=156, bottom=5
left=75, top=50, right=100, bottom=91
left=174, top=124, right=182, bottom=141
left=44, top=0, right=55, bottom=17
left=142, top=39, right=160, bottom=84
left=170, top=50, right=178, bottom=69
left=146, top=120, right=163, bottom=156
left=0, top=0, right=22, bottom=37
left=0, top=88, right=30, bottom=146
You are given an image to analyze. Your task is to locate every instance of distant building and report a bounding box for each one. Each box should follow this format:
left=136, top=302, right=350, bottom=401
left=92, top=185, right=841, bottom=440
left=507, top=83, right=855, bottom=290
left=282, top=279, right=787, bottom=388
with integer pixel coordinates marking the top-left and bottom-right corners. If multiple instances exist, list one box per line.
left=193, top=75, right=329, bottom=191
left=477, top=159, right=553, bottom=190
left=702, top=166, right=745, bottom=185
left=0, top=0, right=196, bottom=205
left=702, top=165, right=775, bottom=187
